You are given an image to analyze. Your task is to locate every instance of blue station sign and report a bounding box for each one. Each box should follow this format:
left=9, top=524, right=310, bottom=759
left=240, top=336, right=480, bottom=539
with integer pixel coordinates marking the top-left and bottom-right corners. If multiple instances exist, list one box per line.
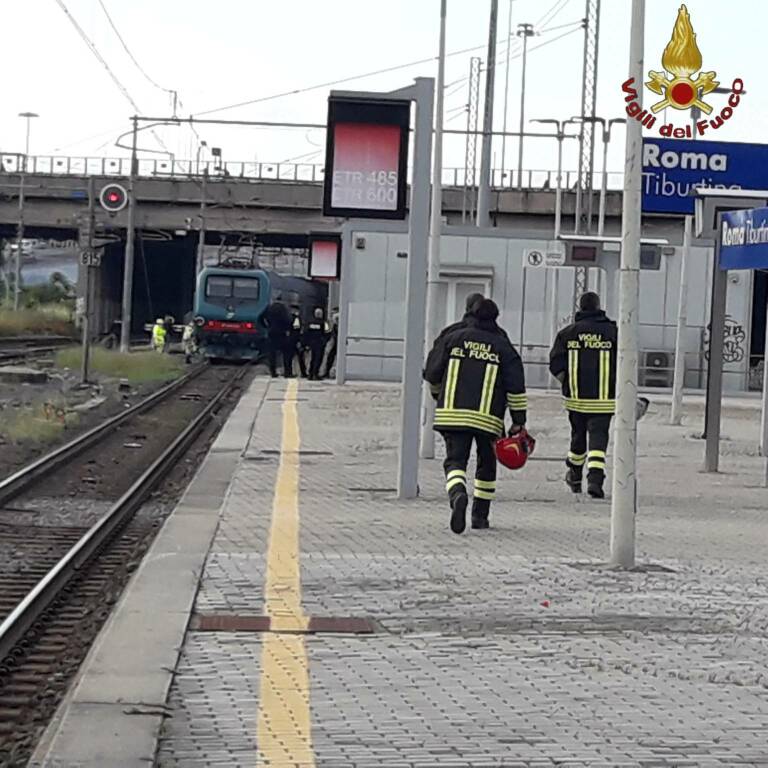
left=719, top=207, right=768, bottom=270
left=642, top=138, right=768, bottom=215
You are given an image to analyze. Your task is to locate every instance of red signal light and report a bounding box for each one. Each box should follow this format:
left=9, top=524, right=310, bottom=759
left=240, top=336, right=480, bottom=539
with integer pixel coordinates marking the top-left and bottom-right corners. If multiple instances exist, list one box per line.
left=99, top=183, right=128, bottom=212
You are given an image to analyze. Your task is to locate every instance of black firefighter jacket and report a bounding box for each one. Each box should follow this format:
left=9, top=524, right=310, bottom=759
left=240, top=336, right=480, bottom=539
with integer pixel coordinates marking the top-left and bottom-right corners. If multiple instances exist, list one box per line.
left=423, top=318, right=527, bottom=437
left=549, top=309, right=617, bottom=414
left=423, top=312, right=511, bottom=378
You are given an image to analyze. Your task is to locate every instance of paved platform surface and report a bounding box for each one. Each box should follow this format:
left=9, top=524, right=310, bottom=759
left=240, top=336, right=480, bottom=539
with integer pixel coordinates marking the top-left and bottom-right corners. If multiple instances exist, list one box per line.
left=40, top=378, right=768, bottom=767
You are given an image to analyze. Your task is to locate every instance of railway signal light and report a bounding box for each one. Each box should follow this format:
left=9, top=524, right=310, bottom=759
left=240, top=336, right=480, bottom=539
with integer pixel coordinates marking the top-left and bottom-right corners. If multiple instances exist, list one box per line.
left=99, top=183, right=128, bottom=213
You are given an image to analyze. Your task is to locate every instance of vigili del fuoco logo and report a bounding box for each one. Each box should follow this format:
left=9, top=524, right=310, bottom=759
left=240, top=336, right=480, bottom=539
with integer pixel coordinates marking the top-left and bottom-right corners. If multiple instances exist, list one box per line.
left=621, top=4, right=744, bottom=138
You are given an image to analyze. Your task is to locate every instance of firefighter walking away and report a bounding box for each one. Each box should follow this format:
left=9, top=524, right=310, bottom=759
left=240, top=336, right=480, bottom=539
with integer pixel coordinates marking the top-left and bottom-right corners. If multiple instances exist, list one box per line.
left=424, top=299, right=527, bottom=534
left=549, top=292, right=617, bottom=499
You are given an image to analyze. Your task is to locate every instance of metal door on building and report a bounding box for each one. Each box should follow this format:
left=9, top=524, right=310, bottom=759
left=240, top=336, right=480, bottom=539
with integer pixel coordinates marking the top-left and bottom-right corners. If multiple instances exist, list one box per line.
left=437, top=278, right=491, bottom=327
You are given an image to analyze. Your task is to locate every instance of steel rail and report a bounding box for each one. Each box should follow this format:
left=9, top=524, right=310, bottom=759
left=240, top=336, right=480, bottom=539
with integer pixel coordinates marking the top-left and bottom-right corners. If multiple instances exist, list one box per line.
left=0, top=363, right=208, bottom=508
left=0, top=366, right=245, bottom=660
left=0, top=345, right=69, bottom=363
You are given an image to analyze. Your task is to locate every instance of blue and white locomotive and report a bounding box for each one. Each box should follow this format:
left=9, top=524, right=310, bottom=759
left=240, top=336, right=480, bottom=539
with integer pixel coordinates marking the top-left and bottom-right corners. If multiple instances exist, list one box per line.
left=192, top=265, right=327, bottom=362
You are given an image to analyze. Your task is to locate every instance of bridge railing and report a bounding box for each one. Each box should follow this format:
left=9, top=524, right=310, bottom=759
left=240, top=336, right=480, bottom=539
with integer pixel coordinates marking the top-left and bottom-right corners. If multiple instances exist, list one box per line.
left=0, top=153, right=624, bottom=191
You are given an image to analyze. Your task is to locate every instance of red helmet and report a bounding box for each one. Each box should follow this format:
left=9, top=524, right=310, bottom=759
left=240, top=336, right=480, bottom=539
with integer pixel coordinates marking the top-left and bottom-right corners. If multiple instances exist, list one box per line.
left=495, top=429, right=536, bottom=470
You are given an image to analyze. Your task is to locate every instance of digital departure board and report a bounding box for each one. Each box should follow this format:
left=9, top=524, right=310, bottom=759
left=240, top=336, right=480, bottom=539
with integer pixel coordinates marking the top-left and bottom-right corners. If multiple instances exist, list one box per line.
left=323, top=95, right=410, bottom=220
left=308, top=235, right=341, bottom=280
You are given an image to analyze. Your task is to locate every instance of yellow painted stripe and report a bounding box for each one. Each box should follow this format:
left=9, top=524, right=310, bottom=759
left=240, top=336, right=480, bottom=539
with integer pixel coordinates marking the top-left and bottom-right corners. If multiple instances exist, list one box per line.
left=257, top=380, right=316, bottom=767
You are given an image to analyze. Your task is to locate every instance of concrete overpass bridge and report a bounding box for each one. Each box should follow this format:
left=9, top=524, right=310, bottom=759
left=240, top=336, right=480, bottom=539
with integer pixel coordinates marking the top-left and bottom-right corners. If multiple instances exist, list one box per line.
left=0, top=155, right=682, bottom=338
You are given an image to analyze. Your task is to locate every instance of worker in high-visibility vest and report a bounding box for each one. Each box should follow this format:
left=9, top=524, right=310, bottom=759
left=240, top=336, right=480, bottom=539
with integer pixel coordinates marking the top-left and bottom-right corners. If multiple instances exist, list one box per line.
left=151, top=318, right=167, bottom=352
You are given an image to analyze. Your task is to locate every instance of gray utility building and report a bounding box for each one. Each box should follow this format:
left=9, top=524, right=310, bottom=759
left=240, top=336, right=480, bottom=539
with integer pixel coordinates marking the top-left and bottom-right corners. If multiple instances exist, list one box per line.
left=0, top=165, right=763, bottom=392
left=339, top=223, right=754, bottom=393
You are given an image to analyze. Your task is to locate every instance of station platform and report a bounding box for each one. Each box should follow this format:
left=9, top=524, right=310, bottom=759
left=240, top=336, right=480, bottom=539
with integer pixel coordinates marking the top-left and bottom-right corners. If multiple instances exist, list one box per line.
left=33, top=378, right=768, bottom=767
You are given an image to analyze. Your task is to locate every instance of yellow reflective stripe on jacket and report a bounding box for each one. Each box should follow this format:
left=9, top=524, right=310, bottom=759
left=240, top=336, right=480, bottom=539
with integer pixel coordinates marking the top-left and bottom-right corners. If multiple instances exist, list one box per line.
left=599, top=350, right=610, bottom=401
left=506, top=393, right=527, bottom=410
left=568, top=349, right=579, bottom=399
left=444, top=358, right=460, bottom=409
left=564, top=398, right=615, bottom=413
left=434, top=408, right=504, bottom=434
left=479, top=364, right=498, bottom=415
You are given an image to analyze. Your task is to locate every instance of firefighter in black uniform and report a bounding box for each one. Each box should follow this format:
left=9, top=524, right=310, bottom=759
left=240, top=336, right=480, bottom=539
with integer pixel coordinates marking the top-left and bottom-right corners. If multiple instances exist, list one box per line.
left=549, top=292, right=617, bottom=499
left=264, top=302, right=293, bottom=378
left=289, top=311, right=307, bottom=378
left=424, top=299, right=527, bottom=534
left=304, top=307, right=329, bottom=380
left=424, top=292, right=511, bottom=377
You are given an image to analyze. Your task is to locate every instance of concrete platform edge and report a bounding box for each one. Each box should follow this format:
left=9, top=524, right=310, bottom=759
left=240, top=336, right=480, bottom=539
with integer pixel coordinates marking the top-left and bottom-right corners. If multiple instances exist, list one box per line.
left=30, top=377, right=269, bottom=768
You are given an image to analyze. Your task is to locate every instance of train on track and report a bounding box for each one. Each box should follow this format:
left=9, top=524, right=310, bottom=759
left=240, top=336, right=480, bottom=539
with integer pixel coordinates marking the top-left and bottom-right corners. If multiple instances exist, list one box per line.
left=192, top=264, right=328, bottom=362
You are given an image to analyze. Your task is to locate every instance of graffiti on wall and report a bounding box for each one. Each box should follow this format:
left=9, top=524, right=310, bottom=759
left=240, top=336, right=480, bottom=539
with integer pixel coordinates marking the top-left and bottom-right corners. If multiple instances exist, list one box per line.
left=703, top=315, right=746, bottom=364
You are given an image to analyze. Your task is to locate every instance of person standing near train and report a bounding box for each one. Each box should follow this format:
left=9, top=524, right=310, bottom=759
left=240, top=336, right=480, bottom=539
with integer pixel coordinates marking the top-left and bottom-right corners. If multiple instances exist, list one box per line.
left=264, top=301, right=293, bottom=378
left=289, top=310, right=308, bottom=378
left=304, top=307, right=330, bottom=380
left=322, top=311, right=339, bottom=379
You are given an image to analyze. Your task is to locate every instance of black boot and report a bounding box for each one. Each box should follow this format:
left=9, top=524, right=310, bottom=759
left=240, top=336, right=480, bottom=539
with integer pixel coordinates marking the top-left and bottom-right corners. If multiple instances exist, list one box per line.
left=449, top=487, right=468, bottom=534
left=565, top=467, right=582, bottom=494
left=471, top=498, right=490, bottom=529
left=587, top=476, right=605, bottom=499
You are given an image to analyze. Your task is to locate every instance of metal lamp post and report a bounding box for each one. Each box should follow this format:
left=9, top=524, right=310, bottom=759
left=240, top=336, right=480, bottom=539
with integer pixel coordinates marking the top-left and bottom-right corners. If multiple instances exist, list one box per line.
left=610, top=0, right=645, bottom=569
left=420, top=0, right=447, bottom=459
left=515, top=23, right=536, bottom=189
left=531, top=117, right=579, bottom=372
left=574, top=116, right=626, bottom=236
left=531, top=118, right=579, bottom=239
left=195, top=140, right=208, bottom=175
left=14, top=112, right=39, bottom=311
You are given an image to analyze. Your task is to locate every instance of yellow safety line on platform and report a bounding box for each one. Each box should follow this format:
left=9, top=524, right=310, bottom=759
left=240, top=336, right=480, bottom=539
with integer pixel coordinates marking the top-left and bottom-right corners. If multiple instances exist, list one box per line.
left=256, top=380, right=316, bottom=767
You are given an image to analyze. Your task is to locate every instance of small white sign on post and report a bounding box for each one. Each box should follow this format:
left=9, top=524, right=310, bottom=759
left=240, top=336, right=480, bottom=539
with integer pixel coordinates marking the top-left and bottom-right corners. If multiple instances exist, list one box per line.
left=546, top=250, right=566, bottom=267
left=523, top=248, right=544, bottom=268
left=523, top=244, right=567, bottom=269
left=79, top=249, right=102, bottom=267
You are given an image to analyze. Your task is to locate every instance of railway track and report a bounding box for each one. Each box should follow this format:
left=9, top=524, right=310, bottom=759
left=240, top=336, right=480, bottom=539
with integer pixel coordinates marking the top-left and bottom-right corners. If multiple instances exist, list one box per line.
left=0, top=336, right=73, bottom=364
left=0, top=363, right=248, bottom=765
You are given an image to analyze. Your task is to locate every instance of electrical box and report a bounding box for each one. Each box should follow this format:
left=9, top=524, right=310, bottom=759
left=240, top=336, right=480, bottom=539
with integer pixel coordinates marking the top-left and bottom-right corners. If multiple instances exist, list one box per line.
left=564, top=241, right=601, bottom=266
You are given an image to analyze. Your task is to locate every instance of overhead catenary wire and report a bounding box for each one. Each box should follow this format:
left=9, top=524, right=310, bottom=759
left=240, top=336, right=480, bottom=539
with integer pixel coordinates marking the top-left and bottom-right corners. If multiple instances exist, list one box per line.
left=97, top=0, right=204, bottom=160
left=53, top=0, right=171, bottom=155
left=442, top=24, right=583, bottom=122
left=195, top=0, right=571, bottom=118
left=97, top=0, right=174, bottom=96
left=53, top=0, right=141, bottom=113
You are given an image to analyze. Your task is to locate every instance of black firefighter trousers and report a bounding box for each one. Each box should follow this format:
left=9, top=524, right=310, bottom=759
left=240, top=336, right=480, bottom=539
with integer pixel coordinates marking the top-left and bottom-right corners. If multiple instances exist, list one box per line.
left=441, top=430, right=497, bottom=520
left=566, top=412, right=612, bottom=486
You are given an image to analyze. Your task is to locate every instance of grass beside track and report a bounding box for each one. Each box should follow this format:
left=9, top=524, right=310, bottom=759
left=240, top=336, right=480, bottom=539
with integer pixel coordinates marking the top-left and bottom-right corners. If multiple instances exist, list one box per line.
left=0, top=307, right=76, bottom=338
left=2, top=399, right=79, bottom=444
left=56, top=348, right=184, bottom=384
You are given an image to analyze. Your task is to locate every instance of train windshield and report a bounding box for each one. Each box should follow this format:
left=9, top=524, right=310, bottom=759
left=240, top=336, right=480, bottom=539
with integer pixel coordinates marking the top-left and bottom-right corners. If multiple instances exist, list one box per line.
left=205, top=276, right=260, bottom=301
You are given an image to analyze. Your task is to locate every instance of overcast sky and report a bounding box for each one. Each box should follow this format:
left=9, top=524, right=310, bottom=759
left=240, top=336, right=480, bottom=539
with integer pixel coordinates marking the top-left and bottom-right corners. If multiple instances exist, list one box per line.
left=1, top=0, right=764, bottom=183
